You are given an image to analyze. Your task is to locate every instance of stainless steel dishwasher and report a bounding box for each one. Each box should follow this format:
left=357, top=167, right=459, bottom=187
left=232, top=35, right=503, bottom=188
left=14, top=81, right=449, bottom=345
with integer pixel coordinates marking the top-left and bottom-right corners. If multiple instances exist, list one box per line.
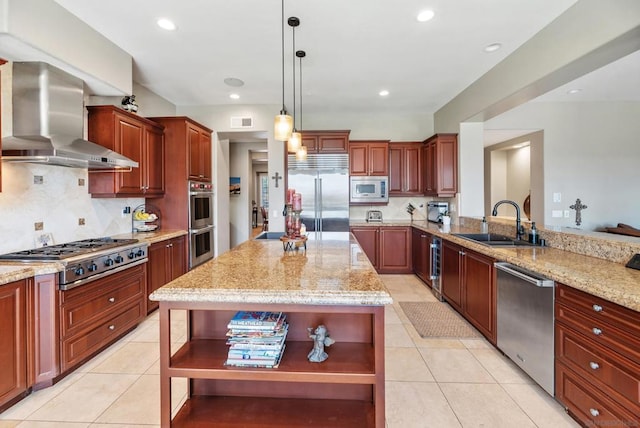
left=495, top=262, right=555, bottom=396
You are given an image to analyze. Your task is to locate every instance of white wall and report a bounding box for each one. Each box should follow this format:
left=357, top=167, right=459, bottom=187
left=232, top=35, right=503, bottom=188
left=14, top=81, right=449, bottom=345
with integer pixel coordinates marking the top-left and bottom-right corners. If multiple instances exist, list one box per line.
left=485, top=101, right=640, bottom=230
left=506, top=146, right=530, bottom=214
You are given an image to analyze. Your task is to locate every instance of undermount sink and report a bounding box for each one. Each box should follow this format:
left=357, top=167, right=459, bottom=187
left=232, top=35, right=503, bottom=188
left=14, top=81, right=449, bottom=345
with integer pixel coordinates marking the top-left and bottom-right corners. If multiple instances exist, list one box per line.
left=454, top=233, right=538, bottom=247
left=253, top=231, right=284, bottom=240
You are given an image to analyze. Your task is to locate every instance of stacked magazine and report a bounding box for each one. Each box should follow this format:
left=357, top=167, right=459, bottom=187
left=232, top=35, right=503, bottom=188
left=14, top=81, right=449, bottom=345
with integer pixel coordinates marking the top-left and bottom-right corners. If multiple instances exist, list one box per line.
left=225, top=311, right=288, bottom=368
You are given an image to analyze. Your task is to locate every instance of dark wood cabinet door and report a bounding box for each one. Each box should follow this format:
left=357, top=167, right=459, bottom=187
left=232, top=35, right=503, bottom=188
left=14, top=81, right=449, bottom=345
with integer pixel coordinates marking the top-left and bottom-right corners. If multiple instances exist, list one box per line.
left=147, top=241, right=169, bottom=313
left=188, top=126, right=202, bottom=180
left=200, top=131, right=212, bottom=182
left=348, top=144, right=368, bottom=176
left=301, top=134, right=319, bottom=152
left=0, top=279, right=27, bottom=410
left=437, top=135, right=458, bottom=196
left=145, top=125, right=165, bottom=195
left=318, top=134, right=348, bottom=153
left=368, top=143, right=389, bottom=176
left=388, top=146, right=403, bottom=194
left=424, top=141, right=436, bottom=195
left=169, top=236, right=188, bottom=281
left=350, top=227, right=379, bottom=268
left=463, top=250, right=495, bottom=342
left=404, top=143, right=423, bottom=194
left=441, top=240, right=463, bottom=312
left=412, top=228, right=429, bottom=282
left=379, top=227, right=412, bottom=274
left=116, top=117, right=145, bottom=194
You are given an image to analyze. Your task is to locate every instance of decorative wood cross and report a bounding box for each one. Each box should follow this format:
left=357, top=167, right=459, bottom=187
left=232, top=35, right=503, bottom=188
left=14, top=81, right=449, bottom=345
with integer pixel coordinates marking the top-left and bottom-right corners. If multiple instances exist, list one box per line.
left=569, top=198, right=588, bottom=226
left=271, top=172, right=282, bottom=188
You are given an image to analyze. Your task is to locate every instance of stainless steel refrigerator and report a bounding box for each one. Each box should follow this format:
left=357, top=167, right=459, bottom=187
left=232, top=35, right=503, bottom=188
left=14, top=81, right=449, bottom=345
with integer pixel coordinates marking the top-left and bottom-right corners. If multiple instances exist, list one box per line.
left=287, top=154, right=349, bottom=232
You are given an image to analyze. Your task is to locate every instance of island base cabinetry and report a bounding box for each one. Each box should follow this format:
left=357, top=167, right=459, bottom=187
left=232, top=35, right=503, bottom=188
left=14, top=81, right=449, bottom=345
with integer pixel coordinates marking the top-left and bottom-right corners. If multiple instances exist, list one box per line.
left=159, top=302, right=385, bottom=427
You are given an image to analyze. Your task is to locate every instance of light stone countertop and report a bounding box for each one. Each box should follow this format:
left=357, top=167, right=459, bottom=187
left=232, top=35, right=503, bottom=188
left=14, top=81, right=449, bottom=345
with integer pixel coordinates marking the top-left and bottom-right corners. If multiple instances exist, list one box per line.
left=0, top=229, right=187, bottom=287
left=150, top=232, right=392, bottom=306
left=351, top=220, right=640, bottom=312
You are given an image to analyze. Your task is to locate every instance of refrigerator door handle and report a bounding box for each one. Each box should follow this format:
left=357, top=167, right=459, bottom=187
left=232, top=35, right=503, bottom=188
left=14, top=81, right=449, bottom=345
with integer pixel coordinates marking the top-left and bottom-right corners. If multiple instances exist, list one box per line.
left=314, top=178, right=320, bottom=232
left=317, top=178, right=323, bottom=232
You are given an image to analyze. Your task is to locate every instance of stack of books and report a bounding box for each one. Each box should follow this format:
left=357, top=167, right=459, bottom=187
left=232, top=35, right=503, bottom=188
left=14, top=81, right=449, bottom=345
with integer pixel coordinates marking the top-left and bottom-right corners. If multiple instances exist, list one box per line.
left=225, top=311, right=288, bottom=368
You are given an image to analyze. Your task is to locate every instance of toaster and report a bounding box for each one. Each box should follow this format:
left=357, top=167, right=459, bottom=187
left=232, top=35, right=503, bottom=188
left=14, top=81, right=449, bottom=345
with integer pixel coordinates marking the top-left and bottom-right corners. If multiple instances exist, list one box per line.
left=366, top=210, right=383, bottom=222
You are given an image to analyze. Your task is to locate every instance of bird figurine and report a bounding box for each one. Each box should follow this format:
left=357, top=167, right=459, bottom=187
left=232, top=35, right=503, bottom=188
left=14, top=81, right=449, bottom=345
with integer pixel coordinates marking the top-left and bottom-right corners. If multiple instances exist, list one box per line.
left=307, top=325, right=335, bottom=363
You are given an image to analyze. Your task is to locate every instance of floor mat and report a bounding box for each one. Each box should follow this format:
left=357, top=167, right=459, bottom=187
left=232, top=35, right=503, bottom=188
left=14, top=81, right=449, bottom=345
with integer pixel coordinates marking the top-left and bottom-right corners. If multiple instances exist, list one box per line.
left=399, top=301, right=481, bottom=338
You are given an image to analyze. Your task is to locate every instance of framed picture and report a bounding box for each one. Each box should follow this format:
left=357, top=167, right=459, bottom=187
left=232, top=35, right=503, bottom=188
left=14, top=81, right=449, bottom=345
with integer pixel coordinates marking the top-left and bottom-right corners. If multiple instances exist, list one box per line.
left=230, top=177, right=241, bottom=195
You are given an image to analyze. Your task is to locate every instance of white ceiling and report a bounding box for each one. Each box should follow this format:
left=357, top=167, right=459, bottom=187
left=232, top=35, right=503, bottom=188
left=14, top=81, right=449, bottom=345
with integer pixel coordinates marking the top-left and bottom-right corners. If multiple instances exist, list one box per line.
left=52, top=0, right=586, bottom=117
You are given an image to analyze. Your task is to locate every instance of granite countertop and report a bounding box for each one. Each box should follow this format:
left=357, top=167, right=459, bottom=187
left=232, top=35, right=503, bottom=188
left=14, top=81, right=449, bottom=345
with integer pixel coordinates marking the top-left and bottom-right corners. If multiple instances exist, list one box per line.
left=150, top=232, right=392, bottom=306
left=352, top=220, right=640, bottom=312
left=0, top=229, right=187, bottom=287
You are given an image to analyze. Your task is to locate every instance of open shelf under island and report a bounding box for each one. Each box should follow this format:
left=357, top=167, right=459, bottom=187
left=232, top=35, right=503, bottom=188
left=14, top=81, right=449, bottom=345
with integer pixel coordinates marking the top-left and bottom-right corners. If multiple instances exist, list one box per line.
left=150, top=232, right=392, bottom=427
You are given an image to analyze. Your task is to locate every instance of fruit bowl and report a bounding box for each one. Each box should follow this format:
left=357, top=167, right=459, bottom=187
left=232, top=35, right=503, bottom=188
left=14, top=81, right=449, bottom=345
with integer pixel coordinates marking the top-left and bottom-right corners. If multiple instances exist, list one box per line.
left=132, top=204, right=161, bottom=232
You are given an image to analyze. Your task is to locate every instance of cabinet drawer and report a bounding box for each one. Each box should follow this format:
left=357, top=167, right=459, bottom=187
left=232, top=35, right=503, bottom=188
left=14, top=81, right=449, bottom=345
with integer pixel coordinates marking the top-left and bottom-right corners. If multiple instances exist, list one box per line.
left=61, top=302, right=144, bottom=371
left=556, top=284, right=640, bottom=338
left=556, top=363, right=638, bottom=426
left=556, top=324, right=640, bottom=412
left=61, top=279, right=144, bottom=338
left=556, top=303, right=640, bottom=366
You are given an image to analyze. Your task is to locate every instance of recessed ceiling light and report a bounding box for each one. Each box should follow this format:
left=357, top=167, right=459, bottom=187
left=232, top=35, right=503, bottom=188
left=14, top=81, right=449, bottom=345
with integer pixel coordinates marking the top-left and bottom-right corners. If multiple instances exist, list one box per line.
left=157, top=18, right=176, bottom=31
left=567, top=88, right=582, bottom=95
left=229, top=94, right=240, bottom=100
left=224, top=77, right=245, bottom=87
left=484, top=43, right=502, bottom=53
left=379, top=90, right=389, bottom=97
left=416, top=10, right=435, bottom=22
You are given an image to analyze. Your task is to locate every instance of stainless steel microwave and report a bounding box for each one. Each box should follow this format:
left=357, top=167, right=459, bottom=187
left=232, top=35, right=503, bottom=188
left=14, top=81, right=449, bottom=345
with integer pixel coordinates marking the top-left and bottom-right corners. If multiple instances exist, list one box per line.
left=350, top=176, right=389, bottom=203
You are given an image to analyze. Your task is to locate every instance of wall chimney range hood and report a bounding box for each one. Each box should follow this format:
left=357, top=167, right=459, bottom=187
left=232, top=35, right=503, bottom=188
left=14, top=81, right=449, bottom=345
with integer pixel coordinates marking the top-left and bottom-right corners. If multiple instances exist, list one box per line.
left=1, top=62, right=138, bottom=169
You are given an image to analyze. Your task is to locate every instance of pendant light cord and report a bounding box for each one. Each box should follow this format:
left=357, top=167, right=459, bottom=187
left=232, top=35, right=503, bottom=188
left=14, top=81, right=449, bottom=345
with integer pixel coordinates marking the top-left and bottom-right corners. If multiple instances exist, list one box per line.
left=292, top=24, right=296, bottom=130
left=299, top=53, right=303, bottom=131
left=280, top=0, right=286, bottom=113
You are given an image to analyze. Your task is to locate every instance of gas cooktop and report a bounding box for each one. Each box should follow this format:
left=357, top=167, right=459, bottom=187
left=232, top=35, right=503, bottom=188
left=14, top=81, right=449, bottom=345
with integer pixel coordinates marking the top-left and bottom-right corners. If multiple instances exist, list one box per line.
left=0, top=237, right=139, bottom=260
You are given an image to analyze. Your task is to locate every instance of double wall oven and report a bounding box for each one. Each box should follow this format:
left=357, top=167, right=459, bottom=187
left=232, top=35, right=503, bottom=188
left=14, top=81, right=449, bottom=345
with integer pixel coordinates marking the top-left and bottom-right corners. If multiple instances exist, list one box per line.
left=188, top=180, right=214, bottom=268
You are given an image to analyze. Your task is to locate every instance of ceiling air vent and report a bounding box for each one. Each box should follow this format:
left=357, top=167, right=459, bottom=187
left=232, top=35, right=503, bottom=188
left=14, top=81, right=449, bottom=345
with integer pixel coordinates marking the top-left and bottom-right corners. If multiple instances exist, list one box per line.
left=230, top=116, right=253, bottom=129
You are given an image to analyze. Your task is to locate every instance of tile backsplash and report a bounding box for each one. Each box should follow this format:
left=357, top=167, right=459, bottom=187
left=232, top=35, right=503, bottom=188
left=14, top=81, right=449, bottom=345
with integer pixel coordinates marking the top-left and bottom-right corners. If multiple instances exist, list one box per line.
left=0, top=162, right=143, bottom=253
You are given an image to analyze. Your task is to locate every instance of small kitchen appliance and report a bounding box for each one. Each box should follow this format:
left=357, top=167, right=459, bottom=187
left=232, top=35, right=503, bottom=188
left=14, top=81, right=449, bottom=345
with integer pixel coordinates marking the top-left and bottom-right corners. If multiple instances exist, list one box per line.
left=350, top=176, right=389, bottom=204
left=366, top=210, right=383, bottom=222
left=427, top=201, right=449, bottom=223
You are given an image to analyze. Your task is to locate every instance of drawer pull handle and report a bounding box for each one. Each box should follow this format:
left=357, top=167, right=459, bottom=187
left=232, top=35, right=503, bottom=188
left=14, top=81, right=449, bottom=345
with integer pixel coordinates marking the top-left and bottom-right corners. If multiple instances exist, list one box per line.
left=589, top=362, right=600, bottom=370
left=589, top=408, right=600, bottom=417
left=108, top=297, right=116, bottom=303
left=108, top=324, right=116, bottom=331
left=592, top=304, right=603, bottom=312
left=592, top=327, right=602, bottom=336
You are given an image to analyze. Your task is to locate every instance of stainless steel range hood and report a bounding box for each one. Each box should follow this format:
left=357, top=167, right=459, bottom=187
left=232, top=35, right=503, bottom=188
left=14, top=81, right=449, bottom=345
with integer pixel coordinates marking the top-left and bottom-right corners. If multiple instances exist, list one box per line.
left=1, top=62, right=138, bottom=169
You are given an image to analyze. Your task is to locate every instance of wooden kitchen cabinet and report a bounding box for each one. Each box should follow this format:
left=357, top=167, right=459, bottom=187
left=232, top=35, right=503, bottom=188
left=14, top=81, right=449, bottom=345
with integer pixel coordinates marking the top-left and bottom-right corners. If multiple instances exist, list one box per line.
left=555, top=283, right=640, bottom=425
left=147, top=117, right=213, bottom=231
left=147, top=236, right=187, bottom=313
left=300, top=130, right=350, bottom=154
left=59, top=264, right=146, bottom=372
left=88, top=105, right=165, bottom=197
left=423, top=133, right=457, bottom=197
left=0, top=279, right=28, bottom=411
left=350, top=226, right=412, bottom=274
left=441, top=240, right=496, bottom=343
left=389, top=142, right=423, bottom=196
left=411, top=227, right=431, bottom=286
left=349, top=140, right=389, bottom=176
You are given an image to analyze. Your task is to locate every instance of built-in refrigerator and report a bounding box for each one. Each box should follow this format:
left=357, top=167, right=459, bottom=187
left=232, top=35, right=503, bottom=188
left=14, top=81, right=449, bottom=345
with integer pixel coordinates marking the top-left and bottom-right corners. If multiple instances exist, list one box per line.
left=287, top=154, right=349, bottom=232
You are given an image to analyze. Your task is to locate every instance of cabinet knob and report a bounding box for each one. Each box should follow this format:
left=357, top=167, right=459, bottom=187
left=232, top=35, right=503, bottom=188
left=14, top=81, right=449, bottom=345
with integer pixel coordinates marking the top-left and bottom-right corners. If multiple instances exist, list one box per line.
left=108, top=324, right=116, bottom=331
left=589, top=408, right=600, bottom=417
left=108, top=297, right=116, bottom=303
left=592, top=304, right=603, bottom=312
left=592, top=327, right=603, bottom=336
left=589, top=361, right=600, bottom=370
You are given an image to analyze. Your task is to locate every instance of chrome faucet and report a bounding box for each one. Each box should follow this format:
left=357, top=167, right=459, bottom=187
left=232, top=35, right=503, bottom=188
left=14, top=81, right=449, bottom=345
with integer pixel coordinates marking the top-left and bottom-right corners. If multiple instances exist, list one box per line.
left=492, top=200, right=525, bottom=241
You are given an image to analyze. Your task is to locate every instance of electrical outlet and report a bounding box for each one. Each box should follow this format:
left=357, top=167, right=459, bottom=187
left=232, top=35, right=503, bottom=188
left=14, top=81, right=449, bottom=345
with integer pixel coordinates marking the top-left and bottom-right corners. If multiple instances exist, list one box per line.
left=34, top=175, right=44, bottom=184
left=34, top=222, right=44, bottom=231
left=553, top=192, right=562, bottom=203
left=122, top=206, right=131, bottom=217
left=78, top=178, right=85, bottom=186
left=564, top=210, right=570, bottom=218
left=449, top=204, right=456, bottom=213
left=78, top=218, right=86, bottom=226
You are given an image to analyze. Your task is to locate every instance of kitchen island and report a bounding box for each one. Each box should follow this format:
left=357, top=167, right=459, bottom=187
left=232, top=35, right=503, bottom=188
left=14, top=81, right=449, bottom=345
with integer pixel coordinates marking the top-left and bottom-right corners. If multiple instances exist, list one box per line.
left=150, top=232, right=392, bottom=427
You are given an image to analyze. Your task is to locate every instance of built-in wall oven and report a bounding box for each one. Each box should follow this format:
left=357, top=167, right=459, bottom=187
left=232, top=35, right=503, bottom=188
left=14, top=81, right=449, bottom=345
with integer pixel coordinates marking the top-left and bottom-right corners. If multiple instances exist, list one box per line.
left=188, top=180, right=214, bottom=268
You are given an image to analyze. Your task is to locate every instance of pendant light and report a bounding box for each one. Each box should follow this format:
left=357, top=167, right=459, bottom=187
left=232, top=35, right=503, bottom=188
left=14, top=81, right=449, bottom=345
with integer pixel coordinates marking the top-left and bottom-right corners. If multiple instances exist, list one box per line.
left=287, top=17, right=301, bottom=153
left=274, top=0, right=293, bottom=141
left=295, top=49, right=307, bottom=161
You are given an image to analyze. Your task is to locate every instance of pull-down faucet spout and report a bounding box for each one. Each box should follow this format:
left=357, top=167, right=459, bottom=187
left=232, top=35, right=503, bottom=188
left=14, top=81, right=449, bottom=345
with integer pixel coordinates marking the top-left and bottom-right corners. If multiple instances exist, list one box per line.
left=491, top=200, right=524, bottom=241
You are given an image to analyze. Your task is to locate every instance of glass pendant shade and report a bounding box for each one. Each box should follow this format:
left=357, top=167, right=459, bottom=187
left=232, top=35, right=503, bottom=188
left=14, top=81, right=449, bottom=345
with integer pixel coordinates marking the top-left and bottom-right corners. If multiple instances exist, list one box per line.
left=287, top=131, right=302, bottom=153
left=274, top=113, right=293, bottom=141
left=296, top=145, right=308, bottom=161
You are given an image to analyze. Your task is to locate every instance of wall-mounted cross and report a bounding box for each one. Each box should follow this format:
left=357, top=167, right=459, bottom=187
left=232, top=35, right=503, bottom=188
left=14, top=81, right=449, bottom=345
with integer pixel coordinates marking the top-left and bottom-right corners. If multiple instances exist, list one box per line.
left=271, top=172, right=282, bottom=188
left=569, top=198, right=588, bottom=226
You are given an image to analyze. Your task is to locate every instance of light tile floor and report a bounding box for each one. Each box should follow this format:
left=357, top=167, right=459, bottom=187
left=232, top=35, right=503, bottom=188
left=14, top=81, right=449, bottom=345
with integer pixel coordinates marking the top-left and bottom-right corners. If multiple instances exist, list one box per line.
left=0, top=274, right=579, bottom=427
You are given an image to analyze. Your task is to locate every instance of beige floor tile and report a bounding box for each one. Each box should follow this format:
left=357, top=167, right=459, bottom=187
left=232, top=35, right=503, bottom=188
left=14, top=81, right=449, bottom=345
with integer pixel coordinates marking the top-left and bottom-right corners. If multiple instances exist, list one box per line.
left=385, top=305, right=403, bottom=325
left=0, top=422, right=20, bottom=427
left=386, top=347, right=435, bottom=382
left=440, top=383, right=537, bottom=428
left=460, top=338, right=492, bottom=349
left=412, top=336, right=466, bottom=349
left=94, top=375, right=160, bottom=424
left=386, top=381, right=461, bottom=428
left=27, top=373, right=139, bottom=423
left=89, top=342, right=159, bottom=374
left=74, top=338, right=130, bottom=374
left=385, top=323, right=416, bottom=348
left=418, top=348, right=495, bottom=383
left=0, top=371, right=84, bottom=420
left=15, top=422, right=89, bottom=428
left=501, top=384, right=579, bottom=428
left=470, top=348, right=535, bottom=384
left=90, top=425, right=158, bottom=428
